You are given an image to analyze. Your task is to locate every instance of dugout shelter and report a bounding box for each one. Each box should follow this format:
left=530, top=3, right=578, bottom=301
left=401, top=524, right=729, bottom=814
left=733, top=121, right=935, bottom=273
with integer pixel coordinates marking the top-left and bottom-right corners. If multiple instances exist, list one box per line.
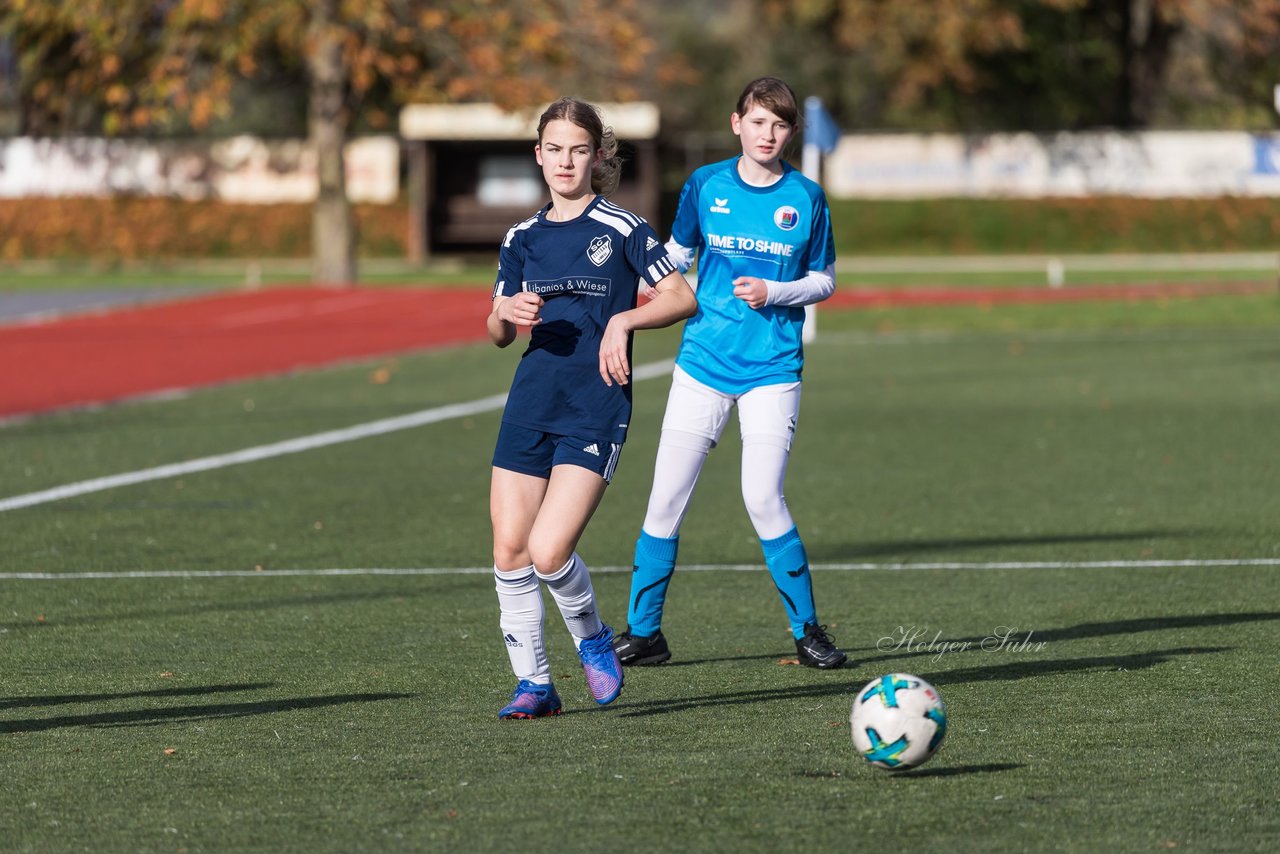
left=399, top=102, right=662, bottom=260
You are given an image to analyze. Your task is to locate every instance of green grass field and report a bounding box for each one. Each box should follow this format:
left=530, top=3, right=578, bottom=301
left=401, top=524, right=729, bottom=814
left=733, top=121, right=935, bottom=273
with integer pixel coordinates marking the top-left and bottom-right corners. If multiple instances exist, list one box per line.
left=3, top=292, right=1279, bottom=851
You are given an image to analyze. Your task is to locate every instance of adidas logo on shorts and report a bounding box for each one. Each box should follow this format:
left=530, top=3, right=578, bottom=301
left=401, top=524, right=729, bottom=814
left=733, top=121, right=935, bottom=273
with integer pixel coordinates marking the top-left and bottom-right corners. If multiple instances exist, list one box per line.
left=582, top=443, right=600, bottom=456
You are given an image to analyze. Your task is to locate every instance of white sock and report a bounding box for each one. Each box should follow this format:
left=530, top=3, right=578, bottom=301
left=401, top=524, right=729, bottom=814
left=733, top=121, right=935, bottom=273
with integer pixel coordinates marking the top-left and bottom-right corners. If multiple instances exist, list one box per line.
left=494, top=565, right=550, bottom=684
left=540, top=553, right=604, bottom=644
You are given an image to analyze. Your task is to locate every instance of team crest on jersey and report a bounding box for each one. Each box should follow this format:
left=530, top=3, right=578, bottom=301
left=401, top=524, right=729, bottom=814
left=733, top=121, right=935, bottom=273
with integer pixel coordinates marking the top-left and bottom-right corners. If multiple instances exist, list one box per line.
left=587, top=234, right=612, bottom=266
left=774, top=205, right=800, bottom=231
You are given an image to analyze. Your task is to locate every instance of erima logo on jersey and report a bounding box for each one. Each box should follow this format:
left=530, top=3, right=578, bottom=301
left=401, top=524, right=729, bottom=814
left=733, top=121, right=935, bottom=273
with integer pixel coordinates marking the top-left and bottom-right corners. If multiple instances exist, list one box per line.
left=774, top=205, right=800, bottom=230
left=582, top=443, right=600, bottom=456
left=710, top=197, right=731, bottom=214
left=588, top=234, right=612, bottom=266
left=645, top=236, right=659, bottom=250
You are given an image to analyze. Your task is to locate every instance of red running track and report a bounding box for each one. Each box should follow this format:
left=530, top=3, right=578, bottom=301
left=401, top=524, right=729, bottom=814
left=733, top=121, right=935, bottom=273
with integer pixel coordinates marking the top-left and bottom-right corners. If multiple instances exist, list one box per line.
left=2, top=280, right=1270, bottom=419
left=0, top=286, right=491, bottom=418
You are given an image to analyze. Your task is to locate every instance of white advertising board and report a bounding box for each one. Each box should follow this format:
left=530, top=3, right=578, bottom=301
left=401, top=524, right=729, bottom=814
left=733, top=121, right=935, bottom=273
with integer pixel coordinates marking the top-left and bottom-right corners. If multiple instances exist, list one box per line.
left=826, top=131, right=1280, bottom=198
left=0, top=136, right=400, bottom=203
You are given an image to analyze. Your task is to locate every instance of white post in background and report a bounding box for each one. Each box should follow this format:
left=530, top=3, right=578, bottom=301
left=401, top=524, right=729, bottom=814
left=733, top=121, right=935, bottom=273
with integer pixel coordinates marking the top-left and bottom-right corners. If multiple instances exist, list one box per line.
left=799, top=183, right=819, bottom=343
left=802, top=123, right=822, bottom=183
left=1046, top=257, right=1065, bottom=288
left=801, top=96, right=829, bottom=344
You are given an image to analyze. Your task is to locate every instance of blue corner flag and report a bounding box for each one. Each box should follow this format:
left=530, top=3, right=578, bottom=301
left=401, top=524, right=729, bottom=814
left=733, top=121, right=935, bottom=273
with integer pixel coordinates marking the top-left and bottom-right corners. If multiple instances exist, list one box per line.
left=804, top=96, right=840, bottom=154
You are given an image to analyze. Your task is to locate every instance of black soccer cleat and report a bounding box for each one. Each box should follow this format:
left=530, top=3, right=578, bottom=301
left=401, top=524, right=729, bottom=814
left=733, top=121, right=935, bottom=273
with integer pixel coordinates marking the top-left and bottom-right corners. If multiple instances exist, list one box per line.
left=795, top=623, right=848, bottom=669
left=612, top=627, right=672, bottom=666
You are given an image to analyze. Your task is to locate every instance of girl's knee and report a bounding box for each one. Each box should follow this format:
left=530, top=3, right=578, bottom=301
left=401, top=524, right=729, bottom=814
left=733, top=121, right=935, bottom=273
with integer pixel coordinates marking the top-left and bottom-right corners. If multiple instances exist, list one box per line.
left=741, top=478, right=793, bottom=536
left=526, top=541, right=573, bottom=577
left=492, top=542, right=531, bottom=571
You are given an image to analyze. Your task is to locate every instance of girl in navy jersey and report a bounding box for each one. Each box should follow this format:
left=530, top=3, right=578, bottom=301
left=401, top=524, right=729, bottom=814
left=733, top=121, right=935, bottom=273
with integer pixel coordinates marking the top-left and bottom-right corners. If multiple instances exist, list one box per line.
left=488, top=97, right=696, bottom=719
left=613, top=77, right=848, bottom=670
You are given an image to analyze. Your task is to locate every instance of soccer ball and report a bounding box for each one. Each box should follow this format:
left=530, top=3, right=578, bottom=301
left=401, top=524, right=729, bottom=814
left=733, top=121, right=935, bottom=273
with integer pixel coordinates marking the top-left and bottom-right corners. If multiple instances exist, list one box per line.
left=849, top=673, right=947, bottom=770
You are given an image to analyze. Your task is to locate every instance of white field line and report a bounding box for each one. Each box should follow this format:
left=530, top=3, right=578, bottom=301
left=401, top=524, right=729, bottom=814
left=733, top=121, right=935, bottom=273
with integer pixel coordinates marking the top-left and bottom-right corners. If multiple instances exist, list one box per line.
left=0, top=360, right=675, bottom=513
left=3, top=558, right=1279, bottom=580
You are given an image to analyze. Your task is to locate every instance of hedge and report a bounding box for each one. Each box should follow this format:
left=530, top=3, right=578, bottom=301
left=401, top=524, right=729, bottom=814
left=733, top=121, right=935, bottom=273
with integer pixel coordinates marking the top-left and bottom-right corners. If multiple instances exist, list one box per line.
left=3, top=195, right=1279, bottom=261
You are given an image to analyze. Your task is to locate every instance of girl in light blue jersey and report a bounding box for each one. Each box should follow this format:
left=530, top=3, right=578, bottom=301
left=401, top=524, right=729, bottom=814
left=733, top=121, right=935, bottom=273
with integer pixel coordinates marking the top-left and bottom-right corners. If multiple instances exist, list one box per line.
left=613, top=77, right=848, bottom=670
left=488, top=97, right=696, bottom=719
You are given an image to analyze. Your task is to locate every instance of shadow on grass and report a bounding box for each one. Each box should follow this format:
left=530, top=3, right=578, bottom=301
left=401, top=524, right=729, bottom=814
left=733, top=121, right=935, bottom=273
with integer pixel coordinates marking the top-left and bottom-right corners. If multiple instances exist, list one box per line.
left=0, top=682, right=273, bottom=711
left=994, top=612, right=1280, bottom=643
left=0, top=687, right=414, bottom=733
left=607, top=646, right=1228, bottom=718
left=920, top=646, right=1229, bottom=688
left=0, top=585, right=470, bottom=634
left=807, top=528, right=1198, bottom=561
left=792, top=765, right=1025, bottom=780
left=603, top=680, right=856, bottom=718
left=656, top=652, right=783, bottom=668
left=886, top=763, right=1026, bottom=779
left=856, top=610, right=1279, bottom=666
left=635, top=611, right=1274, bottom=671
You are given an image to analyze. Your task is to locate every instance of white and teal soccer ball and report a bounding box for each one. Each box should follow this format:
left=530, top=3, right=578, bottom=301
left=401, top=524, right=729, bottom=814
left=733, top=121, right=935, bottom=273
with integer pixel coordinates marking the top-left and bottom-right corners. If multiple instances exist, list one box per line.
left=849, top=673, right=947, bottom=770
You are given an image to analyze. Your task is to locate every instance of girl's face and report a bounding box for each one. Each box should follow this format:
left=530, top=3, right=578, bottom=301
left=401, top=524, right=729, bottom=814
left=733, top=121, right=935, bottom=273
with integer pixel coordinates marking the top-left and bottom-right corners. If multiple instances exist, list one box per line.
left=536, top=119, right=601, bottom=200
left=731, top=102, right=794, bottom=168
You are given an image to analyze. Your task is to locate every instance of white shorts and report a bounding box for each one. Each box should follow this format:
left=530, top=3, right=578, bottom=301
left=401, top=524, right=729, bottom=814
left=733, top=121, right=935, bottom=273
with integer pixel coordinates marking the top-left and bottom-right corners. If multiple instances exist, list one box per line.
left=660, top=365, right=800, bottom=451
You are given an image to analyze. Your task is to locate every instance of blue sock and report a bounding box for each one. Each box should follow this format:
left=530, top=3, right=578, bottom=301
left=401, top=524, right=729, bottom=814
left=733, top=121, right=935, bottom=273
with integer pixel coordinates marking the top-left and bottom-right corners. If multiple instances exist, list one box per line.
left=627, top=531, right=679, bottom=637
left=761, top=527, right=817, bottom=639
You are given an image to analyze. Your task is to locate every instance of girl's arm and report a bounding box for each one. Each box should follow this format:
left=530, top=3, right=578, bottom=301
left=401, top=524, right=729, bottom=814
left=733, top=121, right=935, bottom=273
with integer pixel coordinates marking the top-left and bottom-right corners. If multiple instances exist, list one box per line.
left=488, top=292, right=544, bottom=348
left=733, top=265, right=835, bottom=309
left=600, top=271, right=697, bottom=386
left=639, top=239, right=697, bottom=301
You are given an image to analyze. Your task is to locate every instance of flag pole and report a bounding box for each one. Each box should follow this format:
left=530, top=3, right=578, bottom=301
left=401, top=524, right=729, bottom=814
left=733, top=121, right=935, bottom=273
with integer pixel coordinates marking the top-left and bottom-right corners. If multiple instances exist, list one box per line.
left=801, top=96, right=829, bottom=344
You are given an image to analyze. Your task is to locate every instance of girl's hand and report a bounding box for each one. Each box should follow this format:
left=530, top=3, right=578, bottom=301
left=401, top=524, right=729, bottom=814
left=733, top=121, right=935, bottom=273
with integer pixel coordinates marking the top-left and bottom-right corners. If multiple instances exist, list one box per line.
left=497, top=292, right=544, bottom=326
left=732, top=276, right=769, bottom=309
left=599, top=315, right=633, bottom=386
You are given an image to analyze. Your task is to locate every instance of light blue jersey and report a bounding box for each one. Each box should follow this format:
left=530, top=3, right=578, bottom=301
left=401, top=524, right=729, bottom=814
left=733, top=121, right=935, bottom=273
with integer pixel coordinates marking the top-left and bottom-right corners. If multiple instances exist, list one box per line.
left=669, top=157, right=836, bottom=394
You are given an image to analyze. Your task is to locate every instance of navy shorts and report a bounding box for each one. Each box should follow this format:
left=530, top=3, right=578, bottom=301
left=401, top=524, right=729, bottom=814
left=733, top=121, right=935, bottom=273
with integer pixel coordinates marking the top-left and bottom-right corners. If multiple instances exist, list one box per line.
left=492, top=422, right=623, bottom=483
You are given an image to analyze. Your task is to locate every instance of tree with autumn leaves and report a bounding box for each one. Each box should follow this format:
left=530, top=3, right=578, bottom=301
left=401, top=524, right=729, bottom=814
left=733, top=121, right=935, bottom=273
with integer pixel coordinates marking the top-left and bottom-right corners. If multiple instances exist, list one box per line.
left=754, top=0, right=1280, bottom=131
left=3, top=0, right=1278, bottom=279
left=0, top=0, right=663, bottom=284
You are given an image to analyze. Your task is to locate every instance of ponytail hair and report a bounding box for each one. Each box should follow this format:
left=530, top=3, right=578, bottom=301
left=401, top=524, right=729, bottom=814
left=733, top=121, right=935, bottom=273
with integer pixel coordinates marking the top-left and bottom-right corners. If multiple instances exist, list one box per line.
left=537, top=97, right=622, bottom=196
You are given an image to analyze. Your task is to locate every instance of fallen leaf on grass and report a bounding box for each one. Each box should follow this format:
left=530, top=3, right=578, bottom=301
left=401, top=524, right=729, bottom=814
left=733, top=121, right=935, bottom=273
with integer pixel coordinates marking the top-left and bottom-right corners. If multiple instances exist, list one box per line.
left=163, top=748, right=177, bottom=756
left=776, top=657, right=800, bottom=666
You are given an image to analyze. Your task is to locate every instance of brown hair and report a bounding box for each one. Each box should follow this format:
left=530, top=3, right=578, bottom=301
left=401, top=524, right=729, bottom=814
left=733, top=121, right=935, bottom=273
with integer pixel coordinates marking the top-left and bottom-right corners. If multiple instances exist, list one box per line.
left=537, top=97, right=622, bottom=196
left=735, top=77, right=800, bottom=128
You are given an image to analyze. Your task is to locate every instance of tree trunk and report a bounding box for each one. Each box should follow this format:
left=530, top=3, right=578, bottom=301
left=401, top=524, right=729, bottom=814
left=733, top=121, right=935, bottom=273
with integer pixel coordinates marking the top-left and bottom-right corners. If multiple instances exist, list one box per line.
left=1127, top=0, right=1179, bottom=128
left=307, top=1, right=356, bottom=285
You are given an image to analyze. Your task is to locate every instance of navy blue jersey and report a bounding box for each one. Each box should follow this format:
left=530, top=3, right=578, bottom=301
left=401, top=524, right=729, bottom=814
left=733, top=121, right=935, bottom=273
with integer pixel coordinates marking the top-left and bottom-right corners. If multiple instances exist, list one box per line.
left=493, top=195, right=677, bottom=444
